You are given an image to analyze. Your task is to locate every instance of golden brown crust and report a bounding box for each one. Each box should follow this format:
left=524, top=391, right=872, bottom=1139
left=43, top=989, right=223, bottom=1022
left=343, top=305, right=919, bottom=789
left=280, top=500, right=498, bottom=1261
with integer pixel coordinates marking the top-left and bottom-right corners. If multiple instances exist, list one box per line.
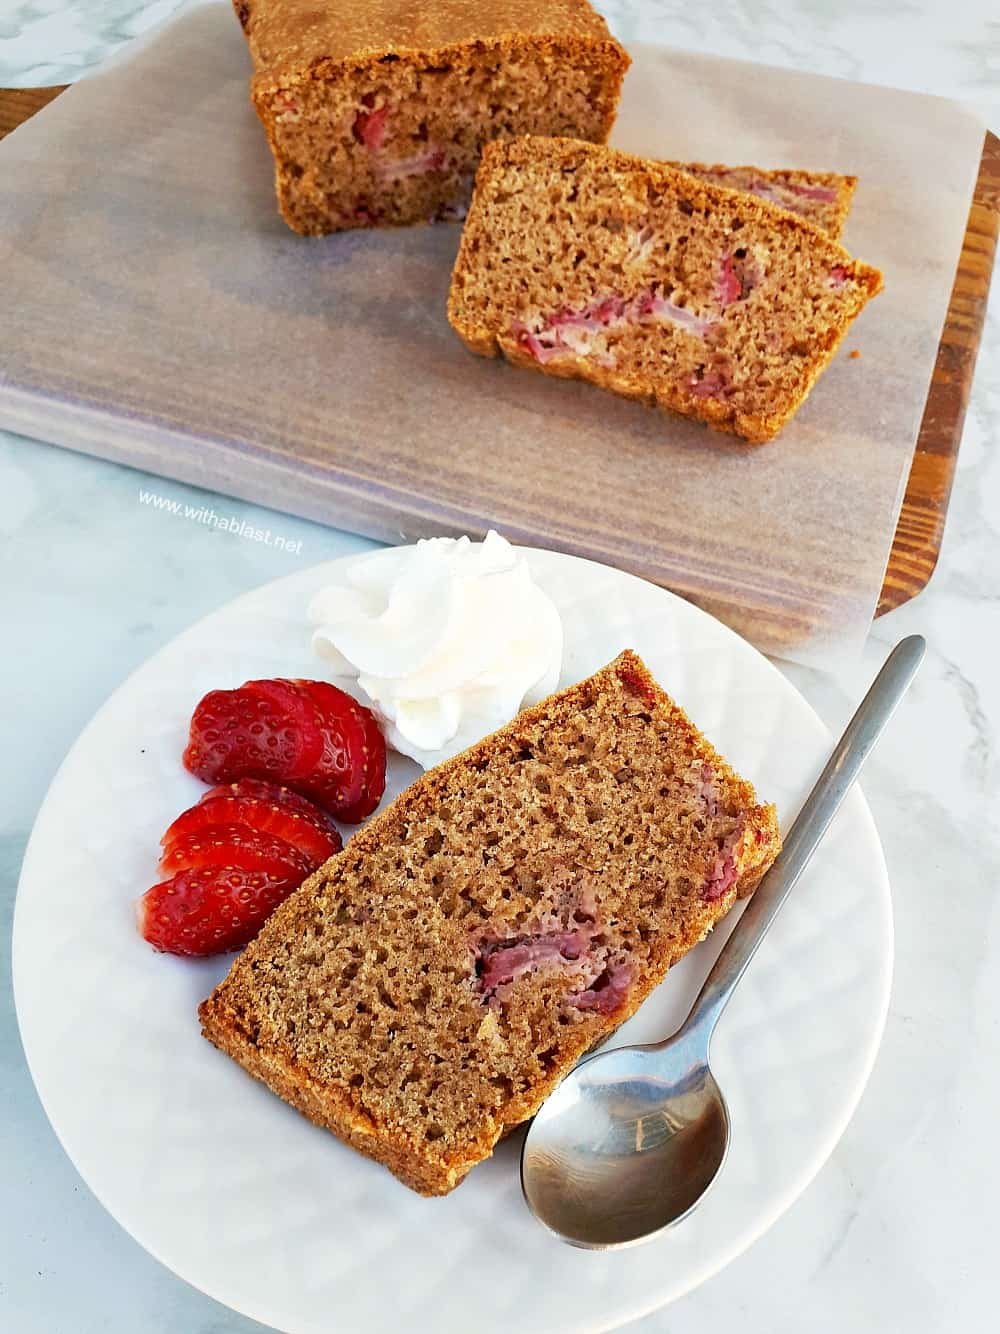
left=200, top=650, right=781, bottom=1195
left=237, top=0, right=625, bottom=78
left=447, top=137, right=883, bottom=445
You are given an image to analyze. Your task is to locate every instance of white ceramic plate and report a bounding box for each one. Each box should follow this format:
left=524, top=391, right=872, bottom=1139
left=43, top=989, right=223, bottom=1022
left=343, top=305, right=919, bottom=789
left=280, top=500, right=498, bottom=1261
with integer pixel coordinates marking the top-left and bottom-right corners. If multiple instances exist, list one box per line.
left=14, top=548, right=892, bottom=1334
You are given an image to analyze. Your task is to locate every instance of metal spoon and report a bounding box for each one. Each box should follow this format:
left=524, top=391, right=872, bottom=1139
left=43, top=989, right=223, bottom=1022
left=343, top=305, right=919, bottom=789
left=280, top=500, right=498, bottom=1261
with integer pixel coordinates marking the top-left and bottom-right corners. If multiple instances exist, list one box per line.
left=521, top=635, right=925, bottom=1249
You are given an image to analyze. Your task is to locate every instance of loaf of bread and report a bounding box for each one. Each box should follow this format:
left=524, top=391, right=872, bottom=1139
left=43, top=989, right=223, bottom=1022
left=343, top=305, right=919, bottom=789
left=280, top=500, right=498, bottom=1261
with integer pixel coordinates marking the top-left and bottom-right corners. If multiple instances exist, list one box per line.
left=673, top=162, right=856, bottom=239
left=447, top=137, right=883, bottom=443
left=200, top=650, right=781, bottom=1195
left=233, top=0, right=629, bottom=234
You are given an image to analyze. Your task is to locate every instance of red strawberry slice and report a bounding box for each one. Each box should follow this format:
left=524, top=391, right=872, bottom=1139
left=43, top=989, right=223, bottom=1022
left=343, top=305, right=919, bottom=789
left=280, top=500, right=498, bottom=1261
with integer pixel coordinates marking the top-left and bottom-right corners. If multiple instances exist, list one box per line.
left=162, top=796, right=341, bottom=865
left=199, top=778, right=340, bottom=830
left=300, top=680, right=361, bottom=783
left=297, top=680, right=386, bottom=822
left=353, top=102, right=388, bottom=151
left=158, top=823, right=311, bottom=878
left=184, top=687, right=306, bottom=785
left=714, top=254, right=742, bottom=309
left=344, top=704, right=389, bottom=823
left=182, top=678, right=387, bottom=823
left=138, top=865, right=302, bottom=956
left=242, top=679, right=324, bottom=781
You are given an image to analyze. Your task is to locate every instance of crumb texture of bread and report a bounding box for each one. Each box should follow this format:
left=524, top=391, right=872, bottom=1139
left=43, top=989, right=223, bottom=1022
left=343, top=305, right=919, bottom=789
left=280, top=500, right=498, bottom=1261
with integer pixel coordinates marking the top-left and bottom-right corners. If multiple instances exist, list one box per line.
left=200, top=650, right=781, bottom=1196
left=447, top=137, right=883, bottom=444
left=233, top=0, right=629, bottom=234
left=671, top=162, right=856, bottom=240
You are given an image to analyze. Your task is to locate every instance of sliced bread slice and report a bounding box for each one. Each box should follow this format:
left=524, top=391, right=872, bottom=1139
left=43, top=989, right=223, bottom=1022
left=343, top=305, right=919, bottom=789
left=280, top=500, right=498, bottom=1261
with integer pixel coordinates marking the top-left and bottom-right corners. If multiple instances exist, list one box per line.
left=673, top=162, right=856, bottom=239
left=200, top=650, right=780, bottom=1195
left=447, top=137, right=883, bottom=443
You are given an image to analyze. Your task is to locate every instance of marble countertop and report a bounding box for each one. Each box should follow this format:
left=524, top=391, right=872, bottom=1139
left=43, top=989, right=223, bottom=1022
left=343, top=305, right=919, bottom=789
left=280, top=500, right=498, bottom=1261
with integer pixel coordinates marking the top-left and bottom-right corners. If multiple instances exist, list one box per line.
left=2, top=3, right=997, bottom=1332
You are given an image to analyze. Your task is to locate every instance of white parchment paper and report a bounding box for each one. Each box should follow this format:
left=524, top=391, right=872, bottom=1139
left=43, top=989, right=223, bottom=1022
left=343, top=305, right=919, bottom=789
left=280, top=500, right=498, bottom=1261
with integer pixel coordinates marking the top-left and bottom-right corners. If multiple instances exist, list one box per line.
left=0, top=2, right=986, bottom=662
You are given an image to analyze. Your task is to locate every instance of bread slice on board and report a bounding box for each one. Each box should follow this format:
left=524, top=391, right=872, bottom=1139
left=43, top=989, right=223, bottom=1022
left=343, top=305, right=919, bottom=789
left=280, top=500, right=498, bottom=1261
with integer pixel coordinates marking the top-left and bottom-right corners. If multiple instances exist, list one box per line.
left=447, top=137, right=882, bottom=443
left=672, top=162, right=856, bottom=239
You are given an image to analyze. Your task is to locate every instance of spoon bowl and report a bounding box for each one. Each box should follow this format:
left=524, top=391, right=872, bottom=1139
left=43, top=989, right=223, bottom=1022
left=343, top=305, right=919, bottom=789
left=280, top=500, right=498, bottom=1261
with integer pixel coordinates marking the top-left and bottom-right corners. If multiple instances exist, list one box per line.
left=521, top=1034, right=729, bottom=1248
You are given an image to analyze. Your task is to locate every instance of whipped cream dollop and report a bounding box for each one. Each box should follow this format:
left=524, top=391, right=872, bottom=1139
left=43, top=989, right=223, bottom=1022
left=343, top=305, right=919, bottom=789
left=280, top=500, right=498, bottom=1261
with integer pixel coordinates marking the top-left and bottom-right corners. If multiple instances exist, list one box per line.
left=308, top=532, right=563, bottom=768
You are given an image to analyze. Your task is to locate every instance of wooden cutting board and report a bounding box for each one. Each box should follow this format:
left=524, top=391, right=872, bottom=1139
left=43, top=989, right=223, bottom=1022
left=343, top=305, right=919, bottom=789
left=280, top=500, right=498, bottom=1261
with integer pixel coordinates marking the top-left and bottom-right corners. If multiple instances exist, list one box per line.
left=877, top=128, right=1000, bottom=613
left=1, top=82, right=997, bottom=621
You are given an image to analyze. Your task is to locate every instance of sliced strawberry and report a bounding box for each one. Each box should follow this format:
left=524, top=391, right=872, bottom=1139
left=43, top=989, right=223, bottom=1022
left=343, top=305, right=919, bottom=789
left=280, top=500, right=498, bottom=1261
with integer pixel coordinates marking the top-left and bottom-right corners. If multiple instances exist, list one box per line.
left=162, top=796, right=341, bottom=865
left=158, top=823, right=311, bottom=878
left=297, top=680, right=386, bottom=822
left=183, top=678, right=387, bottom=823
left=241, top=679, right=324, bottom=781
left=340, top=704, right=388, bottom=822
left=714, top=254, right=742, bottom=310
left=138, top=864, right=302, bottom=956
left=199, top=779, right=340, bottom=831
left=300, top=680, right=362, bottom=784
left=352, top=102, right=388, bottom=151
left=184, top=687, right=306, bottom=785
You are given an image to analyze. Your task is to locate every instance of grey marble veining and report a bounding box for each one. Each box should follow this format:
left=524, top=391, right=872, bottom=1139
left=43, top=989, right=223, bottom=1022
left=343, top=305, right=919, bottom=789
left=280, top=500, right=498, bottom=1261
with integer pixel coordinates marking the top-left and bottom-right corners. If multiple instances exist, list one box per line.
left=1, top=3, right=998, bottom=1333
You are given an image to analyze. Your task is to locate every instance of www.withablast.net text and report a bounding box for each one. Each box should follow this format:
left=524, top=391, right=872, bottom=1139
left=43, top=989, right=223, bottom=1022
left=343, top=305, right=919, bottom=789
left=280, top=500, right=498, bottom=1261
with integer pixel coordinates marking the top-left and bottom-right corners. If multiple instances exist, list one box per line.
left=138, top=488, right=303, bottom=555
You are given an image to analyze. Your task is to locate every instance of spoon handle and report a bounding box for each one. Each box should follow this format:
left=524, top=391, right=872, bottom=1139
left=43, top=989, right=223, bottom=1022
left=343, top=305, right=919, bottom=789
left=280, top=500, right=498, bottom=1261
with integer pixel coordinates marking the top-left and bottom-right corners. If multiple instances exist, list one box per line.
left=679, top=635, right=925, bottom=1044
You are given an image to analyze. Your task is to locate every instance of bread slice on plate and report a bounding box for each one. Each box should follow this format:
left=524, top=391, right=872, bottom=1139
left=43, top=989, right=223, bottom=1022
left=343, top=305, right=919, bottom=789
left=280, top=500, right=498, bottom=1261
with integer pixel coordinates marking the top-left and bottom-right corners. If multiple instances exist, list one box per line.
left=447, top=136, right=883, bottom=443
left=200, top=650, right=781, bottom=1196
left=672, top=162, right=856, bottom=239
left=234, top=0, right=630, bottom=234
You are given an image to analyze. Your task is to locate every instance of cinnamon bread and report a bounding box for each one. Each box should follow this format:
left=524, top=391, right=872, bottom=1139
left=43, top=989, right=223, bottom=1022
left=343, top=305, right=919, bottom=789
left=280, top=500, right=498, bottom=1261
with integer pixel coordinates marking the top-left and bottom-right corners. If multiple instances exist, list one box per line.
left=447, top=137, right=883, bottom=443
left=200, top=650, right=781, bottom=1195
left=234, top=0, right=629, bottom=234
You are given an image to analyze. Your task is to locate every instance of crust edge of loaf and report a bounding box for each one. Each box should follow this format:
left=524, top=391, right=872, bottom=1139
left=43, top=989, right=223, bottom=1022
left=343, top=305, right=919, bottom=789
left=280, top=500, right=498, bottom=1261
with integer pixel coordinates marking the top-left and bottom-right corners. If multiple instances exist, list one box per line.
left=249, top=34, right=632, bottom=91
left=199, top=650, right=781, bottom=1195
left=450, top=308, right=875, bottom=445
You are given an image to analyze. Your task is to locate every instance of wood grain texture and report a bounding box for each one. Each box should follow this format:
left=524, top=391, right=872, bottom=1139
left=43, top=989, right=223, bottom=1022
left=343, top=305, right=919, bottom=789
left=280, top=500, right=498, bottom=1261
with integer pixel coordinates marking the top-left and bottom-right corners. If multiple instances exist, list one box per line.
left=0, top=85, right=62, bottom=137
left=1, top=87, right=997, bottom=618
left=877, top=130, right=1000, bottom=615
